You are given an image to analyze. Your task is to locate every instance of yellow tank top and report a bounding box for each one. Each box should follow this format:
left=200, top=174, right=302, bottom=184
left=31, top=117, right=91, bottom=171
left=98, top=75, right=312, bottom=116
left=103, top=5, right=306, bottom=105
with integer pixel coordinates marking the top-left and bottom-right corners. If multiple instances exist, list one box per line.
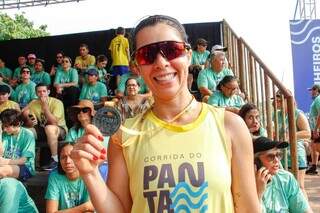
left=122, top=103, right=234, bottom=213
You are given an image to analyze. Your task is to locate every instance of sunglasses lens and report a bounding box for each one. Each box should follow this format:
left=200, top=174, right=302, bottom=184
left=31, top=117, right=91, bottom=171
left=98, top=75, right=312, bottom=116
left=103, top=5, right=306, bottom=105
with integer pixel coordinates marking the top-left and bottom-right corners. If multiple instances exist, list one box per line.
left=135, top=41, right=187, bottom=65
left=82, top=108, right=90, bottom=113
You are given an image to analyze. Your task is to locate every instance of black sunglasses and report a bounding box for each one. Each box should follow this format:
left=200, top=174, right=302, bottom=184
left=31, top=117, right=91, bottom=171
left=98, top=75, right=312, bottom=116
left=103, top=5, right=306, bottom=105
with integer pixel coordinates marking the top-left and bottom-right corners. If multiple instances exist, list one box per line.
left=134, top=41, right=191, bottom=65
left=76, top=107, right=91, bottom=114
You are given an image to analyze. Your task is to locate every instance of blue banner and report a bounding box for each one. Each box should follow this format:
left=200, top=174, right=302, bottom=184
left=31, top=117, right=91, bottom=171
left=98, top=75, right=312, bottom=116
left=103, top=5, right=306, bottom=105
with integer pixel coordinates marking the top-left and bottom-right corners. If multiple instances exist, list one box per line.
left=290, top=19, right=320, bottom=112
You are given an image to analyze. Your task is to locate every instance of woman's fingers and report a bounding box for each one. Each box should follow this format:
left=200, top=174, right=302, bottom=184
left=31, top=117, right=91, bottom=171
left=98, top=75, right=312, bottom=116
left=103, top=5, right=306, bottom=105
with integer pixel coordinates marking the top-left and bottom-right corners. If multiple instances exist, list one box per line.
left=76, top=134, right=107, bottom=160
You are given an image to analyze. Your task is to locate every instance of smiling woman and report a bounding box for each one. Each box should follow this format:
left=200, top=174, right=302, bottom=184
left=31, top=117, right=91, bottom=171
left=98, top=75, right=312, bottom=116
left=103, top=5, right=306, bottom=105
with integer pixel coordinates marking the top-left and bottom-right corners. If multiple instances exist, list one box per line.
left=70, top=15, right=261, bottom=213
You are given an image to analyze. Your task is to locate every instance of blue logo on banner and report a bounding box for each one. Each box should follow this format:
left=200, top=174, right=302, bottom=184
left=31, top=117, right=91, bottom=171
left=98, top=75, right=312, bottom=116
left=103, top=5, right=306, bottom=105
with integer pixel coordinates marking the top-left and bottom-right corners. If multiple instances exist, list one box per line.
left=290, top=19, right=320, bottom=112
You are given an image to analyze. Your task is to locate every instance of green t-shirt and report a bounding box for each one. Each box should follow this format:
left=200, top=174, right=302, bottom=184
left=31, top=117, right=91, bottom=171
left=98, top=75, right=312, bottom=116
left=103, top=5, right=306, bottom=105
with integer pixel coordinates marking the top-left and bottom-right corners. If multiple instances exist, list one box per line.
left=117, top=72, right=148, bottom=94
left=13, top=81, right=37, bottom=108
left=79, top=82, right=108, bottom=104
left=0, top=67, right=12, bottom=83
left=309, top=95, right=320, bottom=129
left=191, top=50, right=210, bottom=65
left=54, top=68, right=79, bottom=86
left=207, top=91, right=245, bottom=108
left=0, top=178, right=38, bottom=213
left=2, top=127, right=35, bottom=175
left=13, top=67, right=22, bottom=80
left=197, top=67, right=234, bottom=92
left=31, top=71, right=51, bottom=86
left=262, top=169, right=309, bottom=213
left=65, top=126, right=109, bottom=148
left=45, top=171, right=89, bottom=210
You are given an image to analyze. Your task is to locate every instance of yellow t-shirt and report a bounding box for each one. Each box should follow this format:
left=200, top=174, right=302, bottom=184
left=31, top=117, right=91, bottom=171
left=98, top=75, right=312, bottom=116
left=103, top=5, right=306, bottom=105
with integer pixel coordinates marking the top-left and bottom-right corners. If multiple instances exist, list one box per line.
left=74, top=54, right=96, bottom=70
left=28, top=97, right=67, bottom=132
left=0, top=100, right=20, bottom=113
left=108, top=35, right=129, bottom=66
left=121, top=104, right=234, bottom=213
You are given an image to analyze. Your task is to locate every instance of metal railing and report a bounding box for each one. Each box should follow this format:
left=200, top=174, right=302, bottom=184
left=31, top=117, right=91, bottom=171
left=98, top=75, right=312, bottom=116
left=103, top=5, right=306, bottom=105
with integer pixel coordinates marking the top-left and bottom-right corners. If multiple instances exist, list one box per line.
left=222, top=20, right=299, bottom=178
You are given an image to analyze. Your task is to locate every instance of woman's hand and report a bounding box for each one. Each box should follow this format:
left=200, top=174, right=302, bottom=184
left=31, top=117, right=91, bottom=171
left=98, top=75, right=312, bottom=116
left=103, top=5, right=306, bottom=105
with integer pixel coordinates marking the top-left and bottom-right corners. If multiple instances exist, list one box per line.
left=71, top=124, right=107, bottom=176
left=255, top=167, right=272, bottom=200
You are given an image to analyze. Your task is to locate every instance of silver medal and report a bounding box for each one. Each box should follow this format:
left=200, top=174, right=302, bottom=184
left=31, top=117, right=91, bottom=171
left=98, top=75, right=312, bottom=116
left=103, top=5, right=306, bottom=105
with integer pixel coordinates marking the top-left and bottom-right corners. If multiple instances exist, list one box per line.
left=92, top=106, right=121, bottom=136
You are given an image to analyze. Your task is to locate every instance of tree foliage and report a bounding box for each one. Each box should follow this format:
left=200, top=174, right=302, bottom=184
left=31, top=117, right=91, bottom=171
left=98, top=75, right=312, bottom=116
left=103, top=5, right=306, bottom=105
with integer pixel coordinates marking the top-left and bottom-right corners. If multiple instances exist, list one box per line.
left=0, top=12, right=49, bottom=41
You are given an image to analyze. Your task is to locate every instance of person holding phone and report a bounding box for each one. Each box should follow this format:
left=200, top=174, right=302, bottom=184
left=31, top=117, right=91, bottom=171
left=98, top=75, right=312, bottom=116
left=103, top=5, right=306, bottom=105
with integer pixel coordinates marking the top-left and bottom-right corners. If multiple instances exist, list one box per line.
left=253, top=136, right=312, bottom=213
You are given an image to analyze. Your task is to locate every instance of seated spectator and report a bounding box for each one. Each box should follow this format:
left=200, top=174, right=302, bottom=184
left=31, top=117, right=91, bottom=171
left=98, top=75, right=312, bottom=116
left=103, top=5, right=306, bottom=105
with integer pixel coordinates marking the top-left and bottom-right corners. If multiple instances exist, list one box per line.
left=0, top=84, right=20, bottom=113
left=191, top=38, right=210, bottom=70
left=197, top=51, right=234, bottom=101
left=12, top=66, right=37, bottom=109
left=0, top=177, right=38, bottom=212
left=239, top=103, right=267, bottom=138
left=65, top=99, right=109, bottom=181
left=54, top=56, right=80, bottom=110
left=0, top=58, right=13, bottom=84
left=50, top=51, right=64, bottom=77
left=45, top=143, right=95, bottom=212
left=207, top=75, right=245, bottom=114
left=113, top=77, right=152, bottom=123
left=31, top=58, right=51, bottom=86
left=74, top=43, right=96, bottom=72
left=275, top=90, right=311, bottom=199
left=109, top=27, right=130, bottom=87
left=116, top=60, right=150, bottom=98
left=22, top=83, right=67, bottom=171
left=11, top=55, right=27, bottom=88
left=26, top=53, right=36, bottom=75
left=79, top=68, right=108, bottom=105
left=0, top=109, right=35, bottom=181
left=91, top=54, right=109, bottom=84
left=253, top=136, right=312, bottom=213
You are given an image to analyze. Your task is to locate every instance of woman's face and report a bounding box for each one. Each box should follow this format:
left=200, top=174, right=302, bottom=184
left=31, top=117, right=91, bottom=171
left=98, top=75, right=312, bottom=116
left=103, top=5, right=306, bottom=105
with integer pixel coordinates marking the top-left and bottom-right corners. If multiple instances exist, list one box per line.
left=135, top=23, right=191, bottom=101
left=259, top=148, right=282, bottom=175
left=2, top=124, right=19, bottom=135
left=244, top=109, right=260, bottom=133
left=60, top=144, right=78, bottom=175
left=62, top=57, right=71, bottom=70
left=126, top=79, right=140, bottom=96
left=211, top=54, right=225, bottom=72
left=77, top=107, right=92, bottom=124
left=197, top=44, right=207, bottom=52
left=221, top=80, right=238, bottom=97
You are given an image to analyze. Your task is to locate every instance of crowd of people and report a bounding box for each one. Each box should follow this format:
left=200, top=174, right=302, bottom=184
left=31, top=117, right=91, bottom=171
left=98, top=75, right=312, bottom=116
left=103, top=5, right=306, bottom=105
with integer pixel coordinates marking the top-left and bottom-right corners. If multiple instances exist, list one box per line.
left=0, top=15, right=316, bottom=212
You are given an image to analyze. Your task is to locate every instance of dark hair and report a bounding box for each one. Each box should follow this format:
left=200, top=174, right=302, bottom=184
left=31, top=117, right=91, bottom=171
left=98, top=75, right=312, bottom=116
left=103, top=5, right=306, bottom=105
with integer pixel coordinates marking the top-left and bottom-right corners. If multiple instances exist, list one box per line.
left=35, top=58, right=45, bottom=66
left=216, top=75, right=237, bottom=91
left=79, top=43, right=89, bottom=50
left=20, top=66, right=31, bottom=74
left=35, top=83, right=49, bottom=91
left=116, top=27, right=125, bottom=35
left=63, top=56, right=72, bottom=65
left=239, top=103, right=259, bottom=120
left=57, top=142, right=74, bottom=175
left=0, top=109, right=22, bottom=127
left=125, top=77, right=140, bottom=87
left=131, top=15, right=189, bottom=51
left=97, top=54, right=108, bottom=63
left=56, top=51, right=64, bottom=57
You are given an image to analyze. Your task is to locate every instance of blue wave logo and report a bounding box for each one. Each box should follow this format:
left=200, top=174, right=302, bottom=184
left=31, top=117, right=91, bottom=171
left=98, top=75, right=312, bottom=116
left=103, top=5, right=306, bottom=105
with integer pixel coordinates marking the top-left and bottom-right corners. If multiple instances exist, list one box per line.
left=170, top=182, right=208, bottom=212
left=290, top=19, right=320, bottom=45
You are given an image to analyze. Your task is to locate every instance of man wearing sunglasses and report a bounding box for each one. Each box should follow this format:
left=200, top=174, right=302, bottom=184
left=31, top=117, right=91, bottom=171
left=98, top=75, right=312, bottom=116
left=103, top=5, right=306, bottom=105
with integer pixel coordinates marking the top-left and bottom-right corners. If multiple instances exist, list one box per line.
left=22, top=83, right=67, bottom=171
left=254, top=136, right=312, bottom=213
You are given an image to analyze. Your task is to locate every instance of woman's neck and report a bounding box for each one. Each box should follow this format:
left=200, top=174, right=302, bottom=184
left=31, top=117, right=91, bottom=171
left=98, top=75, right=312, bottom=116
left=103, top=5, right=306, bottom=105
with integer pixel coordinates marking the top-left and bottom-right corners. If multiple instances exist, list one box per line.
left=151, top=91, right=199, bottom=124
left=66, top=171, right=80, bottom=181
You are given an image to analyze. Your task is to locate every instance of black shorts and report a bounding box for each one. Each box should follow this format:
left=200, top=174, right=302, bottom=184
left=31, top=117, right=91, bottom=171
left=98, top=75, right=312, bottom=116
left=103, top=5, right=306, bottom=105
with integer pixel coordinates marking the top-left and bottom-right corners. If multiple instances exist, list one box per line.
left=34, top=125, right=66, bottom=141
left=18, top=165, right=32, bottom=182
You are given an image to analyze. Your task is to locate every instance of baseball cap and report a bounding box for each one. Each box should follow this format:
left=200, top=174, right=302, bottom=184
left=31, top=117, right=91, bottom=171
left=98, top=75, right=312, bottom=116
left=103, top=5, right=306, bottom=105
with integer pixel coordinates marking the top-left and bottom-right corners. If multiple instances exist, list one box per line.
left=0, top=84, right=11, bottom=94
left=27, top=53, right=36, bottom=59
left=253, top=136, right=288, bottom=154
left=211, top=44, right=227, bottom=53
left=308, top=84, right=320, bottom=92
left=85, top=68, right=98, bottom=76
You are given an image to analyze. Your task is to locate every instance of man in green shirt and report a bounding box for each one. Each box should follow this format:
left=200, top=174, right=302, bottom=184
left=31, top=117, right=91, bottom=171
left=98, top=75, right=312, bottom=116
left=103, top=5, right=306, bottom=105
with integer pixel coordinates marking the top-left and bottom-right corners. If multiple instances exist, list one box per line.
left=0, top=58, right=12, bottom=84
left=307, top=84, right=320, bottom=175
